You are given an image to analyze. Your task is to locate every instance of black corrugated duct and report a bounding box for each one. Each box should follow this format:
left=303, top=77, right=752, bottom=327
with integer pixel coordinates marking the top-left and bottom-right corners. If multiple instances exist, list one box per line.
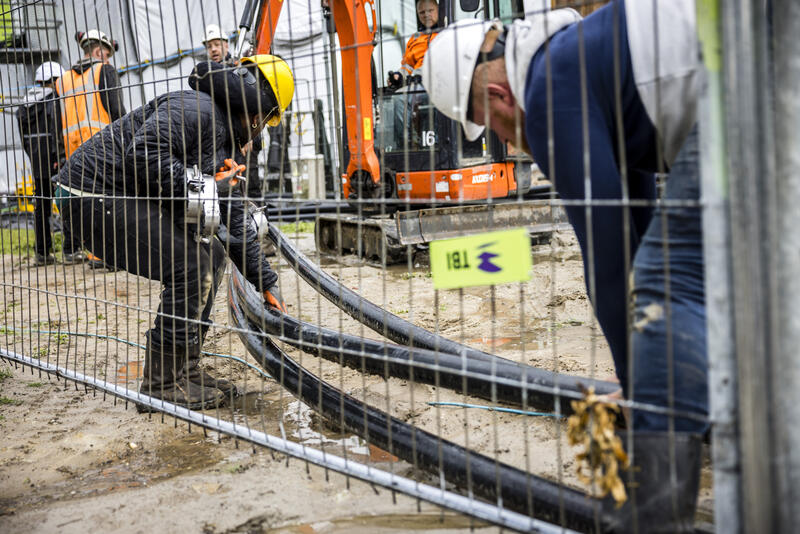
left=228, top=273, right=604, bottom=532
left=231, top=270, right=617, bottom=411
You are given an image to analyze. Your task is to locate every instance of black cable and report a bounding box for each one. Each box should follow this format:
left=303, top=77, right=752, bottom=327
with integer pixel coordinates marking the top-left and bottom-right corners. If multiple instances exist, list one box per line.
left=268, top=223, right=511, bottom=364
left=228, top=275, right=603, bottom=531
left=232, top=269, right=618, bottom=411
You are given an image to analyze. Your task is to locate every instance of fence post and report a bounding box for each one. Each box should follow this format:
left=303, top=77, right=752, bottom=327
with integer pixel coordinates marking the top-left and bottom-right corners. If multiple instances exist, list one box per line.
left=718, top=0, right=798, bottom=531
left=771, top=0, right=800, bottom=528
left=696, top=1, right=741, bottom=532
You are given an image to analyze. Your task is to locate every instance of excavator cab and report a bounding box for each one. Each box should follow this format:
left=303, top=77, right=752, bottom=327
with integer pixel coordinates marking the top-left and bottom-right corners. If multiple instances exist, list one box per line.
left=374, top=82, right=527, bottom=203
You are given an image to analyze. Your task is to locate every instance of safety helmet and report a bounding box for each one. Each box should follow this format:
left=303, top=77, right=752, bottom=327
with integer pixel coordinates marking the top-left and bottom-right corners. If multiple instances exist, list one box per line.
left=239, top=54, right=294, bottom=127
left=76, top=29, right=119, bottom=55
left=422, top=19, right=501, bottom=141
left=33, top=61, right=64, bottom=83
left=202, top=24, right=227, bottom=44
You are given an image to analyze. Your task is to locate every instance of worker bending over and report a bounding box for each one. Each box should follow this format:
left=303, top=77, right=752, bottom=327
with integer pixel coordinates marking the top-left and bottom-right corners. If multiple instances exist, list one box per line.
left=54, top=55, right=294, bottom=411
left=424, top=1, right=705, bottom=530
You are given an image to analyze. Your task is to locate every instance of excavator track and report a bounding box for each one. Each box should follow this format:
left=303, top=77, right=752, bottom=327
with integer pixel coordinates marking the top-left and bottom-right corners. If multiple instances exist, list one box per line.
left=316, top=199, right=569, bottom=265
left=316, top=213, right=406, bottom=264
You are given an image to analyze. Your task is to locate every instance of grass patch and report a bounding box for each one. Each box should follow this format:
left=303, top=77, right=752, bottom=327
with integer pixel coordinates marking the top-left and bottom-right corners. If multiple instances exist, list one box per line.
left=51, top=332, right=69, bottom=345
left=0, top=396, right=22, bottom=406
left=0, top=229, right=63, bottom=258
left=0, top=368, right=12, bottom=381
left=27, top=382, right=43, bottom=388
left=278, top=221, right=315, bottom=234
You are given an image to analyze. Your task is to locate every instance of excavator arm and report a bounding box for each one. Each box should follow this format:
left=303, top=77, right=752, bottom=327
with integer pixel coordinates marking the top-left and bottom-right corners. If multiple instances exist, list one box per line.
left=244, top=0, right=382, bottom=197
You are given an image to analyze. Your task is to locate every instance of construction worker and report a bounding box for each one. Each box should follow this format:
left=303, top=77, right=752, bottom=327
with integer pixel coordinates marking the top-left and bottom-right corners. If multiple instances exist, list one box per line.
left=55, top=29, right=125, bottom=265
left=56, top=29, right=125, bottom=160
left=387, top=0, right=441, bottom=90
left=424, top=1, right=705, bottom=529
left=54, top=54, right=294, bottom=411
left=202, top=24, right=230, bottom=63
left=16, top=62, right=84, bottom=265
left=198, top=26, right=268, bottom=201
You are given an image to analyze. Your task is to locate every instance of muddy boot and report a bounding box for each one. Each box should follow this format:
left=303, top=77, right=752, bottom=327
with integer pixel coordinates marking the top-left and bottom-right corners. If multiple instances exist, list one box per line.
left=604, top=432, right=702, bottom=533
left=185, top=341, right=239, bottom=400
left=137, top=341, right=224, bottom=413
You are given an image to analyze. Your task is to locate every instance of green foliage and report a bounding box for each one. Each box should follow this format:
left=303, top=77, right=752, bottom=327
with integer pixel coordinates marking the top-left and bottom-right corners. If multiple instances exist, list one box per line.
left=0, top=368, right=12, bottom=381
left=27, top=382, right=43, bottom=388
left=0, top=229, right=36, bottom=258
left=0, top=229, right=63, bottom=258
left=0, top=396, right=22, bottom=406
left=278, top=221, right=315, bottom=234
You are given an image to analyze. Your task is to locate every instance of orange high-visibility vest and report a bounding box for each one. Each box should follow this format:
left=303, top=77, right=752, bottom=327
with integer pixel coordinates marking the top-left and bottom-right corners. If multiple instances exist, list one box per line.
left=55, top=63, right=111, bottom=159
left=400, top=31, right=438, bottom=76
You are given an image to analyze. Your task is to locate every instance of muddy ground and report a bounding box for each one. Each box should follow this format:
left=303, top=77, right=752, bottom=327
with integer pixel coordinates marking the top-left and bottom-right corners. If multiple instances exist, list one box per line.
left=0, top=228, right=713, bottom=532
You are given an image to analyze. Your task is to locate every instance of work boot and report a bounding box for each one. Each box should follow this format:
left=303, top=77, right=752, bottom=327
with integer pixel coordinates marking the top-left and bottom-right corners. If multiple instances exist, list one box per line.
left=137, top=341, right=224, bottom=413
left=34, top=253, right=56, bottom=266
left=184, top=340, right=239, bottom=400
left=604, top=432, right=703, bottom=533
left=62, top=250, right=88, bottom=264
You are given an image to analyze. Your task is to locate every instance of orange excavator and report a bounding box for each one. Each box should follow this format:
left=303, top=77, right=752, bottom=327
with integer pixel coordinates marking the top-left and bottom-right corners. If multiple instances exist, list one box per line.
left=238, top=0, right=561, bottom=262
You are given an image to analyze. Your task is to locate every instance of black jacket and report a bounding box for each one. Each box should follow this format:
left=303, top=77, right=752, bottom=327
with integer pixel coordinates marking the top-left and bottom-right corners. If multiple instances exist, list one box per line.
left=17, top=86, right=61, bottom=182
left=55, top=89, right=278, bottom=291
left=69, top=58, right=126, bottom=121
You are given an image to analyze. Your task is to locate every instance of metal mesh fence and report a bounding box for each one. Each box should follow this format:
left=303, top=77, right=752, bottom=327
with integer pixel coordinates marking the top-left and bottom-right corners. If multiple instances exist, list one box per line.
left=0, top=0, right=796, bottom=532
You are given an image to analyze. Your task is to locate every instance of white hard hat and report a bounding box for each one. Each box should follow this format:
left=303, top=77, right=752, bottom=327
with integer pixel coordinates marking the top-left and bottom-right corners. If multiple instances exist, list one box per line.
left=33, top=61, right=64, bottom=83
left=77, top=29, right=118, bottom=55
left=203, top=24, right=227, bottom=44
left=422, top=19, right=501, bottom=142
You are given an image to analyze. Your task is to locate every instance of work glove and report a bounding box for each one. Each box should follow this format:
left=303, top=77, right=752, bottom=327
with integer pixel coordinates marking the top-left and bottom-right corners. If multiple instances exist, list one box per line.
left=215, top=158, right=246, bottom=194
left=263, top=284, right=287, bottom=314
left=387, top=71, right=403, bottom=92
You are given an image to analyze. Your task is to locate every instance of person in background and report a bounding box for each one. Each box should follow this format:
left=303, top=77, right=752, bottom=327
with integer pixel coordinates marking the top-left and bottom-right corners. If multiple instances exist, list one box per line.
left=199, top=24, right=268, bottom=201
left=56, top=29, right=125, bottom=159
left=203, top=24, right=230, bottom=63
left=55, top=28, right=126, bottom=266
left=17, top=62, right=82, bottom=265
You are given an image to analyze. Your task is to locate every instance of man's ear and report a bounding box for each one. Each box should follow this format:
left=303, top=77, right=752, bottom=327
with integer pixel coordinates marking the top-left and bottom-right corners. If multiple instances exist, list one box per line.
left=486, top=82, right=515, bottom=111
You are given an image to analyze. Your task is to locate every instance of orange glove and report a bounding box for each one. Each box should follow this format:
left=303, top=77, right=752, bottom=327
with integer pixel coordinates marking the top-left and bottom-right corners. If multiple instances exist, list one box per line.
left=263, top=285, right=287, bottom=314
left=215, top=158, right=246, bottom=188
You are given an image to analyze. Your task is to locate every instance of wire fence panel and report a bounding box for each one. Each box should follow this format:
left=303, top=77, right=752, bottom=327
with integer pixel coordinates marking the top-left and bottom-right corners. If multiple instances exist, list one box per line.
left=2, top=0, right=795, bottom=532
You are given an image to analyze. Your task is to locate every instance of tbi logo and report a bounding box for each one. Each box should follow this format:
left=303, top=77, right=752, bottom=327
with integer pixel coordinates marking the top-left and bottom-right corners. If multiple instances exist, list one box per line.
left=476, top=242, right=501, bottom=273
left=430, top=228, right=530, bottom=290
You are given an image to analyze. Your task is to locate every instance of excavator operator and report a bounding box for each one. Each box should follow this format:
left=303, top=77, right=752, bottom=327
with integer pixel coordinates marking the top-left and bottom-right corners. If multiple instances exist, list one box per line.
left=387, top=0, right=441, bottom=90
left=54, top=55, right=294, bottom=412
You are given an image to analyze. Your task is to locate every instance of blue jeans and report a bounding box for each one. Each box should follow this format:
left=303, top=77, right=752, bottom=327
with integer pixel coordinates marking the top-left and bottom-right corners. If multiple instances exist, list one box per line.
left=630, top=128, right=707, bottom=432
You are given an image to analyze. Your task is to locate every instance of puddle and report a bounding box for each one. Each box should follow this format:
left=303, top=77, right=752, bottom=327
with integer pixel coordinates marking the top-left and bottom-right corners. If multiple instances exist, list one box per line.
left=265, top=512, right=490, bottom=533
left=0, top=433, right=222, bottom=513
left=469, top=329, right=549, bottom=351
left=114, top=360, right=144, bottom=384
left=229, top=393, right=398, bottom=464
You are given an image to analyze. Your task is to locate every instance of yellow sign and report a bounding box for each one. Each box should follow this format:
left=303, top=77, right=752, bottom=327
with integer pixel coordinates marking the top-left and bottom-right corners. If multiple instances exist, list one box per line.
left=430, top=228, right=531, bottom=289
left=363, top=117, right=372, bottom=141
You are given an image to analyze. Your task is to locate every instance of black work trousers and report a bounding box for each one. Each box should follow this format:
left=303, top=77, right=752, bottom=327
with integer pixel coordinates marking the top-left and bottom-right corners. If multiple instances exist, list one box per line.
left=61, top=195, right=227, bottom=349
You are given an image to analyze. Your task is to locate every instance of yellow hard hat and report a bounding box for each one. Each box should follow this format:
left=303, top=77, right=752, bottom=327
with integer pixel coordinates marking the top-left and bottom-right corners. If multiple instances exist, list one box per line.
left=240, top=54, right=294, bottom=127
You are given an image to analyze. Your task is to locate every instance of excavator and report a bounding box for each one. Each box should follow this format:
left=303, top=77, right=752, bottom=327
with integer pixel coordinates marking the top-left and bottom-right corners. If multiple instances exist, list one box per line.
left=238, top=0, right=565, bottom=263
